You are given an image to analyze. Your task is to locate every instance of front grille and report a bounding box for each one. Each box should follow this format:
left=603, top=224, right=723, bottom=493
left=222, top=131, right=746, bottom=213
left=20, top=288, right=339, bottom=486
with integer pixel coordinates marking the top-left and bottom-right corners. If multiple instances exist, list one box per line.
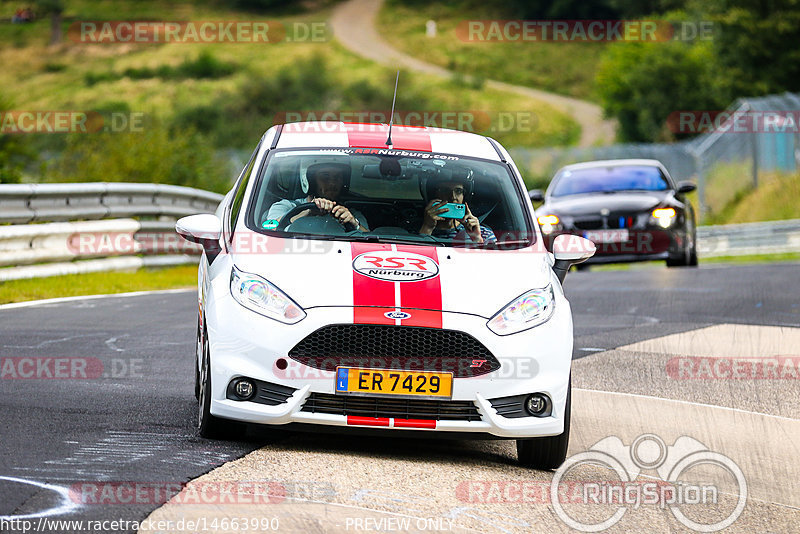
left=573, top=218, right=603, bottom=230
left=573, top=213, right=639, bottom=231
left=288, top=324, right=500, bottom=377
left=301, top=393, right=482, bottom=422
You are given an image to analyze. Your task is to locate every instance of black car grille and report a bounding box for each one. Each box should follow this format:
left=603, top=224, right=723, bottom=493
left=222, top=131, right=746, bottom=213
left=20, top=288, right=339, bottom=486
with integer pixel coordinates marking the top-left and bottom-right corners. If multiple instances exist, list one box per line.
left=573, top=213, right=638, bottom=231
left=288, top=324, right=500, bottom=378
left=301, top=393, right=482, bottom=422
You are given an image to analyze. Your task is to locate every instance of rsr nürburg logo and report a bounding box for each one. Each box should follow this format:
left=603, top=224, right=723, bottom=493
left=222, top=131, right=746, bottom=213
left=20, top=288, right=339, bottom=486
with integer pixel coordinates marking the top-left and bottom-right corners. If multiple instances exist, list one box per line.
left=352, top=251, right=439, bottom=282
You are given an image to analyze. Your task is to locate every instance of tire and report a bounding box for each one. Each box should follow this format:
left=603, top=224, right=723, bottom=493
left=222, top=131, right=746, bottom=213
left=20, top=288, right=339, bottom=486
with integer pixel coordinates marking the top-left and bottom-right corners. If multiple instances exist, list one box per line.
left=517, top=377, right=571, bottom=470
left=197, top=324, right=238, bottom=439
left=194, top=320, right=201, bottom=401
left=688, top=234, right=699, bottom=267
left=667, top=231, right=696, bottom=268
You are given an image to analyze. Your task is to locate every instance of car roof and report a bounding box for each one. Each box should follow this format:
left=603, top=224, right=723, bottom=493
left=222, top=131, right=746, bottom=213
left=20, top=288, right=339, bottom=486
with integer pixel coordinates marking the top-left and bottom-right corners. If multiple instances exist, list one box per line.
left=557, top=159, right=668, bottom=172
left=273, top=121, right=502, bottom=161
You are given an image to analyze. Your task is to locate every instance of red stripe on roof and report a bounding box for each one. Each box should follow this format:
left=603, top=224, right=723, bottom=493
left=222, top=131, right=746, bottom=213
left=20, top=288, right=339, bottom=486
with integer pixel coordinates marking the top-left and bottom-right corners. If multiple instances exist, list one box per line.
left=345, top=124, right=432, bottom=152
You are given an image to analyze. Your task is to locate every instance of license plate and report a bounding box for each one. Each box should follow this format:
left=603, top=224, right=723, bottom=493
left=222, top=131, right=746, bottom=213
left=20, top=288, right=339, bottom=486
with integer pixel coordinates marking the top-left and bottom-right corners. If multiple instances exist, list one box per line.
left=584, top=229, right=629, bottom=243
left=335, top=367, right=453, bottom=398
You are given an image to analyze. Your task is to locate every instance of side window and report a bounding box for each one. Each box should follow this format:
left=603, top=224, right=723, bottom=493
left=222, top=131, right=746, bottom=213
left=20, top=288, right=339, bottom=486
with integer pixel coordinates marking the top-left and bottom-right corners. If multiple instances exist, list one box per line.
left=228, top=142, right=262, bottom=235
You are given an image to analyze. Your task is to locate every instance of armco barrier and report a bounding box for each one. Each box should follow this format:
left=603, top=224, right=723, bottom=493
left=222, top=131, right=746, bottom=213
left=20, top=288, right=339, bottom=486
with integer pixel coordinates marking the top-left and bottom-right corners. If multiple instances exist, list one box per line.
left=0, top=184, right=797, bottom=281
left=0, top=183, right=221, bottom=281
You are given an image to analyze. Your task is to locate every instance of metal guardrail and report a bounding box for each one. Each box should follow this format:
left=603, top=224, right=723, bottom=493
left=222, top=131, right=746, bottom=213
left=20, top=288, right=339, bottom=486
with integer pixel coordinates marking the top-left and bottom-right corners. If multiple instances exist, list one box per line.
left=0, top=183, right=222, bottom=281
left=0, top=182, right=223, bottom=224
left=0, top=183, right=797, bottom=281
left=697, top=218, right=800, bottom=257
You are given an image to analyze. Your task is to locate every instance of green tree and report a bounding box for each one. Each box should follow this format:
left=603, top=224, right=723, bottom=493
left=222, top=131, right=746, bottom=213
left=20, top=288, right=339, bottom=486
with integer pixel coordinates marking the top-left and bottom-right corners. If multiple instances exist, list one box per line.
left=597, top=40, right=724, bottom=142
left=709, top=0, right=800, bottom=97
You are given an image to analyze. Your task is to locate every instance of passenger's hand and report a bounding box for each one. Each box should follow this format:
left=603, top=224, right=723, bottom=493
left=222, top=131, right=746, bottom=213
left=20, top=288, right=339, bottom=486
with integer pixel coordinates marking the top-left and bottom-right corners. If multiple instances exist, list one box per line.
left=420, top=200, right=448, bottom=234
left=462, top=204, right=483, bottom=243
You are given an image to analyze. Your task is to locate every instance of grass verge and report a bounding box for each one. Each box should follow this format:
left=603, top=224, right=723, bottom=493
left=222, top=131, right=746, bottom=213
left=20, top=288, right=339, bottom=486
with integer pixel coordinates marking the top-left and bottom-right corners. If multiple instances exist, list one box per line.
left=586, top=252, right=800, bottom=271
left=0, top=265, right=196, bottom=304
left=377, top=0, right=605, bottom=101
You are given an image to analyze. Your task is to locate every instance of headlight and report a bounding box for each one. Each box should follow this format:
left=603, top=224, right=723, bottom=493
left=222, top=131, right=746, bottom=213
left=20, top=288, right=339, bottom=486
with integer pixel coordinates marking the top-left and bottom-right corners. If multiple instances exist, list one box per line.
left=651, top=207, right=676, bottom=228
left=487, top=285, right=556, bottom=335
left=537, top=214, right=561, bottom=235
left=230, top=266, right=306, bottom=324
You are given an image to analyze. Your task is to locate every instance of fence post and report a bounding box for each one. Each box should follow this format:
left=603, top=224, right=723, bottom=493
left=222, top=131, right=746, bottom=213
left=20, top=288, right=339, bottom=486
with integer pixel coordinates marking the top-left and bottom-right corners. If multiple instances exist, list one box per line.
left=692, top=150, right=706, bottom=219
left=751, top=130, right=759, bottom=189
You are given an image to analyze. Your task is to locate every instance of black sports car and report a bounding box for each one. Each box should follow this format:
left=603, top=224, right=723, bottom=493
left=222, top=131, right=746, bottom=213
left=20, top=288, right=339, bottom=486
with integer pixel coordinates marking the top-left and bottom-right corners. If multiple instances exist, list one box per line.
left=530, top=159, right=698, bottom=267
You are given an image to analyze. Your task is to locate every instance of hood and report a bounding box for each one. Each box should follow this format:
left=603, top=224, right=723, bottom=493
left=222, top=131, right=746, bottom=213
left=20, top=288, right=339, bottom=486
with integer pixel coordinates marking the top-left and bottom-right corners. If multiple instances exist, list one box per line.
left=544, top=191, right=671, bottom=216
left=231, top=232, right=553, bottom=321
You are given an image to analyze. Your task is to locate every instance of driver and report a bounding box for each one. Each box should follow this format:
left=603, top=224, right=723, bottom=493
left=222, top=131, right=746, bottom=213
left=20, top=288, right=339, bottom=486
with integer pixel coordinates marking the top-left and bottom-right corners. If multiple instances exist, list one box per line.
left=266, top=162, right=369, bottom=232
left=419, top=178, right=496, bottom=244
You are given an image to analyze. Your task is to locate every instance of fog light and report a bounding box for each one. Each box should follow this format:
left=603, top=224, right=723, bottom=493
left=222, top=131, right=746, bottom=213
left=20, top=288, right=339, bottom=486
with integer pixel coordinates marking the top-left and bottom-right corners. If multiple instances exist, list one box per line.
left=525, top=394, right=549, bottom=416
left=233, top=379, right=255, bottom=400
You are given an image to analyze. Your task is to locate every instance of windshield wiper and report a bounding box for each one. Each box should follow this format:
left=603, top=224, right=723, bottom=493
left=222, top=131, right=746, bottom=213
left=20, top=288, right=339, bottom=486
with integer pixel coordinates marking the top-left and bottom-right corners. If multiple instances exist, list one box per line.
left=344, top=233, right=444, bottom=246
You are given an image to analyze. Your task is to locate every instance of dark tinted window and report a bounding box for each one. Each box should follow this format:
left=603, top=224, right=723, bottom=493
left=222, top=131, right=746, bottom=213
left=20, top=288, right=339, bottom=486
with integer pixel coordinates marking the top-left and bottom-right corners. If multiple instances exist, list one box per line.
left=550, top=165, right=669, bottom=197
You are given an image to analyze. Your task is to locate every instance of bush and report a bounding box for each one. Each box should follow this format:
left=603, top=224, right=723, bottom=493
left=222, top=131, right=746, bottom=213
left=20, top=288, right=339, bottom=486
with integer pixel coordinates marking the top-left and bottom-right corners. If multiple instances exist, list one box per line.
left=47, top=124, right=231, bottom=193
left=173, top=55, right=435, bottom=149
left=85, top=51, right=236, bottom=86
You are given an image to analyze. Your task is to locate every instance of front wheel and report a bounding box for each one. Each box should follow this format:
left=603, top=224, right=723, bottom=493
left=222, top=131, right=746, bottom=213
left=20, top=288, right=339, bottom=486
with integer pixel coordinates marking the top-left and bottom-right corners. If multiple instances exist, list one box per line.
left=517, top=378, right=571, bottom=470
left=197, top=325, right=238, bottom=439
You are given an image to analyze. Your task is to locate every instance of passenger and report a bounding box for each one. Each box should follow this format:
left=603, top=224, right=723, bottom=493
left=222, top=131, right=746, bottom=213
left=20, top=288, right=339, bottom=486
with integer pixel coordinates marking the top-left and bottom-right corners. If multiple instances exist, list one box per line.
left=419, top=178, right=496, bottom=244
left=267, top=162, right=369, bottom=232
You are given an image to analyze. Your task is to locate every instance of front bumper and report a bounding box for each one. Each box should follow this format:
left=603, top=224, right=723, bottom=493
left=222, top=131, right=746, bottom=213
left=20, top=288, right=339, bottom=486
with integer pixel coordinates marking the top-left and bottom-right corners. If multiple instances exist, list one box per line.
left=204, top=277, right=574, bottom=439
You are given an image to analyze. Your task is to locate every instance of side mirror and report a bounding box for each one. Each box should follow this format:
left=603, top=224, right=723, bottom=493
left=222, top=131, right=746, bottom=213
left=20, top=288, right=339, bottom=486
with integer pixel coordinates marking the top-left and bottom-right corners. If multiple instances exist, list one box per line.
left=528, top=189, right=545, bottom=203
left=552, top=234, right=595, bottom=283
left=676, top=181, right=696, bottom=194
left=176, top=214, right=223, bottom=260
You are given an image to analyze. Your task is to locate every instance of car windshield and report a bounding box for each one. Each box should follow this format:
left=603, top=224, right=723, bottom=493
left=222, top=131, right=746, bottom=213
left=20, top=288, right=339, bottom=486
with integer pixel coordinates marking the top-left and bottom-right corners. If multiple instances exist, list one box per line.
left=247, top=148, right=533, bottom=248
left=550, top=165, right=669, bottom=197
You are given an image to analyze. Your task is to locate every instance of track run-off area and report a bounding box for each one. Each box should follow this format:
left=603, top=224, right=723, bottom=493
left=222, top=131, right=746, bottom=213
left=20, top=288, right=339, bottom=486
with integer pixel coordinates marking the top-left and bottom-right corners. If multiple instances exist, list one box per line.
left=1, top=262, right=798, bottom=533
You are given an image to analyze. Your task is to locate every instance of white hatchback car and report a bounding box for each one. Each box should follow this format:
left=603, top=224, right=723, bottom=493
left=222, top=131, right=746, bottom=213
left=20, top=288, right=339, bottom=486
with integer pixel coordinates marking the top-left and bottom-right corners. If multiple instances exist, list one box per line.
left=177, top=122, right=594, bottom=469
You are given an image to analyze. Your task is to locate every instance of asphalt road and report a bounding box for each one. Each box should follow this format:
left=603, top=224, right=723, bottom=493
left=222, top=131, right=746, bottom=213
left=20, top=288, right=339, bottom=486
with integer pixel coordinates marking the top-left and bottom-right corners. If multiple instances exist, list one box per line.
left=1, top=262, right=798, bottom=533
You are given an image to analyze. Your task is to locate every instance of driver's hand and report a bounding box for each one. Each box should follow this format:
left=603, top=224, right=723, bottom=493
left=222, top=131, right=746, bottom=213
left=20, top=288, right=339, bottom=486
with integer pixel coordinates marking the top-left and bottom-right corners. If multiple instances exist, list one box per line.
left=420, top=200, right=448, bottom=234
left=462, top=203, right=483, bottom=243
left=313, top=197, right=336, bottom=213
left=331, top=205, right=356, bottom=227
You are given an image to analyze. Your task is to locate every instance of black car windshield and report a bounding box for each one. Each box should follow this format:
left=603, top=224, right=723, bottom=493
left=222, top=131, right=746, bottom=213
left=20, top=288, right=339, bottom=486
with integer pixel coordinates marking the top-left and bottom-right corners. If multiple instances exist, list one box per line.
left=550, top=165, right=669, bottom=197
left=247, top=148, right=533, bottom=248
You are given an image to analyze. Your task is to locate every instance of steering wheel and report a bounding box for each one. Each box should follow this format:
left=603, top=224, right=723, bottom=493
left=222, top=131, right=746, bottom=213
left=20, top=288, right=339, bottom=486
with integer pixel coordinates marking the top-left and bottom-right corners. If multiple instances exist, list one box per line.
left=275, top=202, right=358, bottom=232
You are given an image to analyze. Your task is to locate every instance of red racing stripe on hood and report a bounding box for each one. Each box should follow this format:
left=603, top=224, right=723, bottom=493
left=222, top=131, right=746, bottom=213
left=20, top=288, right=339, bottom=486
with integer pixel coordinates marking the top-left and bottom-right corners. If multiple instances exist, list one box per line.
left=351, top=242, right=395, bottom=325
left=395, top=245, right=443, bottom=329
